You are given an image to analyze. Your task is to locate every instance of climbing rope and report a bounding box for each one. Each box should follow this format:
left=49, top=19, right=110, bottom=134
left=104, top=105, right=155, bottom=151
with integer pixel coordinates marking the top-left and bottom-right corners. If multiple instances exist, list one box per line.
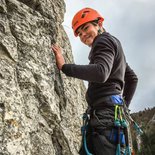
left=81, top=113, right=93, bottom=155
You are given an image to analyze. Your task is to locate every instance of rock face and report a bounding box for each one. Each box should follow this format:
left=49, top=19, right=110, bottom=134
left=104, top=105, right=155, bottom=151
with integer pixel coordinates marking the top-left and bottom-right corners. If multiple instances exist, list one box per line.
left=0, top=0, right=87, bottom=154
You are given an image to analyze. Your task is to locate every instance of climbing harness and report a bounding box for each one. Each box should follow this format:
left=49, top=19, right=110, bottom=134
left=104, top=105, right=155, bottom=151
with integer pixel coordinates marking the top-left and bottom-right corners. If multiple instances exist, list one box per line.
left=81, top=95, right=143, bottom=155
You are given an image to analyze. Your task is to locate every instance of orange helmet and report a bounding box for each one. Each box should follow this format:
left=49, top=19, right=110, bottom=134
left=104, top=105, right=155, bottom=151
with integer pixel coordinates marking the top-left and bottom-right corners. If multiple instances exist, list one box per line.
left=72, top=8, right=104, bottom=36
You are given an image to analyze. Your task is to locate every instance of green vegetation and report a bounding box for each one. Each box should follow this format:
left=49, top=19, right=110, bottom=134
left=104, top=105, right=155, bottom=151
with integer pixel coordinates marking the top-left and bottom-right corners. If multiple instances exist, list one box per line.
left=131, top=107, right=155, bottom=155
left=133, top=132, right=155, bottom=155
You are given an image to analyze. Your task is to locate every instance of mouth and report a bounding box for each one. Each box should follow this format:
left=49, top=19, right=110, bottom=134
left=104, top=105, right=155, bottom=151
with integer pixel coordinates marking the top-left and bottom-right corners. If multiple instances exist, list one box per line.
left=84, top=35, right=91, bottom=42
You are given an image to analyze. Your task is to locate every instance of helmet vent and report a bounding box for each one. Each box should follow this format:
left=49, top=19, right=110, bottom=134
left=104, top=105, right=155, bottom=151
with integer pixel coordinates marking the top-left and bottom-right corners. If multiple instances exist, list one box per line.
left=73, top=21, right=78, bottom=27
left=81, top=11, right=90, bottom=18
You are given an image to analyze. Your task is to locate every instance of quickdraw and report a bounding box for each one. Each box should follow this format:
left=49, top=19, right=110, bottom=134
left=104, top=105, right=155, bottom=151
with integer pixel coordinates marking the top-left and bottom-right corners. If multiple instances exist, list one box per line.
left=114, top=104, right=131, bottom=155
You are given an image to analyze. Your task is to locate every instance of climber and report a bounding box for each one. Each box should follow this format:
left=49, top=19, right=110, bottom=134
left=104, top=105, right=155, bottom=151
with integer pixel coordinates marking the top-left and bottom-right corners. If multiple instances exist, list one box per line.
left=51, top=7, right=138, bottom=155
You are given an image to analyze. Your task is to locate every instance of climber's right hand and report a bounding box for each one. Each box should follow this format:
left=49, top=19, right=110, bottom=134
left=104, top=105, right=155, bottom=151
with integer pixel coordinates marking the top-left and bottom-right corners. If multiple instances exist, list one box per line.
left=51, top=44, right=65, bottom=70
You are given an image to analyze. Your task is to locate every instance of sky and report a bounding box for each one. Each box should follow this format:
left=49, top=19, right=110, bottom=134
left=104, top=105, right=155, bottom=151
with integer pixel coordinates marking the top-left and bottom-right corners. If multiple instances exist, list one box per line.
left=63, top=0, right=155, bottom=112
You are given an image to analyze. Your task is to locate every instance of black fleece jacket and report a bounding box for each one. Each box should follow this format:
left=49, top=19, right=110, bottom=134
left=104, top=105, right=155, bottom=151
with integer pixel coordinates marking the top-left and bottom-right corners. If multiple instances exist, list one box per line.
left=62, top=32, right=138, bottom=107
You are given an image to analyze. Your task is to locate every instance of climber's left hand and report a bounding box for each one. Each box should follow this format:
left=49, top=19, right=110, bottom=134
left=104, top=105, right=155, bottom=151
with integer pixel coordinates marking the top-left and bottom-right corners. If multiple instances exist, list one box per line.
left=51, top=44, right=65, bottom=70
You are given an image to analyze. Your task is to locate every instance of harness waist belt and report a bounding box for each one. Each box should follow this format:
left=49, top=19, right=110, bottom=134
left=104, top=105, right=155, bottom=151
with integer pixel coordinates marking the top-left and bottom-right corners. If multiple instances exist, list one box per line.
left=91, top=95, right=123, bottom=109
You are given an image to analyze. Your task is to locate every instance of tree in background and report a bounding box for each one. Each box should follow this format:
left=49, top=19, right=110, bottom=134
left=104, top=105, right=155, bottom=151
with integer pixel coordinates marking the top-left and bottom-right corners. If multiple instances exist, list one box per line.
left=133, top=132, right=155, bottom=155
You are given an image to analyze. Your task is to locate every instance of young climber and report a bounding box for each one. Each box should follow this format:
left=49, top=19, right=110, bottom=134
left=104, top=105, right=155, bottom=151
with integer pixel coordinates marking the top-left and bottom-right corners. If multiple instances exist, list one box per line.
left=52, top=8, right=138, bottom=155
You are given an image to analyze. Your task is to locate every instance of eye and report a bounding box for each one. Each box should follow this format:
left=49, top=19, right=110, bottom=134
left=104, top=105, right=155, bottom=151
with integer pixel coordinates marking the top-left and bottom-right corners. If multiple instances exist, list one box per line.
left=78, top=32, right=82, bottom=37
left=83, top=26, right=89, bottom=31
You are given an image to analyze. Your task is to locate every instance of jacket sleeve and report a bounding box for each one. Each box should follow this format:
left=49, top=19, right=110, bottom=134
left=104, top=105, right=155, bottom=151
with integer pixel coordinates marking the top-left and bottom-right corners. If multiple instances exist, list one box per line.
left=123, top=63, right=138, bottom=106
left=62, top=37, right=115, bottom=83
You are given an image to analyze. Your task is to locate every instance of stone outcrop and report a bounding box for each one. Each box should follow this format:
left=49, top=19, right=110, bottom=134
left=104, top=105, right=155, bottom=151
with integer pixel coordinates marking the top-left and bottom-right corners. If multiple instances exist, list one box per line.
left=0, top=0, right=87, bottom=154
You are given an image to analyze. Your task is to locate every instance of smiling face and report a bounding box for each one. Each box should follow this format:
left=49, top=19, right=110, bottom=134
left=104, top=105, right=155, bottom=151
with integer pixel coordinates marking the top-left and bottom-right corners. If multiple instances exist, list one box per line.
left=76, top=22, right=99, bottom=47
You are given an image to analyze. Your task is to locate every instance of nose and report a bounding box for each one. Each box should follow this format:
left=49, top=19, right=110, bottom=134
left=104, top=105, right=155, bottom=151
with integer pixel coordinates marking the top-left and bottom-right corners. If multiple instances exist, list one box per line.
left=80, top=31, right=87, bottom=41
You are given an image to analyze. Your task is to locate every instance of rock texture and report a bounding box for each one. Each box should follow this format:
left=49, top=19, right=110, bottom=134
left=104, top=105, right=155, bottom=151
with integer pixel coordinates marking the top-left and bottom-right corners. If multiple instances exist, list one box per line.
left=0, top=0, right=87, bottom=154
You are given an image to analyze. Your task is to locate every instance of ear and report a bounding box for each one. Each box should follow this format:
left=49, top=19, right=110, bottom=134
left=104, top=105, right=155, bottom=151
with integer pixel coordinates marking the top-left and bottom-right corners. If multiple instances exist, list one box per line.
left=98, top=20, right=102, bottom=27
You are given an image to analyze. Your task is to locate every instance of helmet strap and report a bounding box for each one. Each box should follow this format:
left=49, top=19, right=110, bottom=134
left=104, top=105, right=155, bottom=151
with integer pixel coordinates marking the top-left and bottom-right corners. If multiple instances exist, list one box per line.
left=98, top=28, right=103, bottom=35
left=95, top=19, right=104, bottom=35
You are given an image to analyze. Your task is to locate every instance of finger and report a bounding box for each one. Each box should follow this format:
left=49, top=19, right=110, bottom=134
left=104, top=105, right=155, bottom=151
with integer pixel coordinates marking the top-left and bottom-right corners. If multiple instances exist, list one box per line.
left=53, top=44, right=61, bottom=50
left=52, top=44, right=59, bottom=47
left=51, top=46, right=58, bottom=52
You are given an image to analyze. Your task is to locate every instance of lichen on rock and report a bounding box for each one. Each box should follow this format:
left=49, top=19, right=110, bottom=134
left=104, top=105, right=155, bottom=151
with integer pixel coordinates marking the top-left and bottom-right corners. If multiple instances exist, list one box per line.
left=0, top=0, right=87, bottom=154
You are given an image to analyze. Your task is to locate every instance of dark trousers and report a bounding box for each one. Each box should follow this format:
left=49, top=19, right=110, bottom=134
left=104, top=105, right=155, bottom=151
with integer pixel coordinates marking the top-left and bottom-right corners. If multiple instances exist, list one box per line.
left=79, top=131, right=116, bottom=155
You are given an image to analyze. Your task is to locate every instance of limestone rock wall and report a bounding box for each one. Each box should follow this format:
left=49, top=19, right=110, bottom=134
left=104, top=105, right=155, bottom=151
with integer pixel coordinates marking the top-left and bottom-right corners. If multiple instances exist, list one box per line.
left=0, top=0, right=87, bottom=154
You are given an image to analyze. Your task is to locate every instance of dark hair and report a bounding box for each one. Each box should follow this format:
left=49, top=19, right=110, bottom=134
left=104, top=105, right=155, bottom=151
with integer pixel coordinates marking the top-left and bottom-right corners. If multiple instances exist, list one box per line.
left=75, top=19, right=105, bottom=35
left=91, top=20, right=99, bottom=26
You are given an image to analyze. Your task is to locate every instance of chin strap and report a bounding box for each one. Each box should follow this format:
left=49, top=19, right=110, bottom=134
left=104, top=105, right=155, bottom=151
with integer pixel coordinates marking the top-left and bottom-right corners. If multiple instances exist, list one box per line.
left=98, top=28, right=103, bottom=35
